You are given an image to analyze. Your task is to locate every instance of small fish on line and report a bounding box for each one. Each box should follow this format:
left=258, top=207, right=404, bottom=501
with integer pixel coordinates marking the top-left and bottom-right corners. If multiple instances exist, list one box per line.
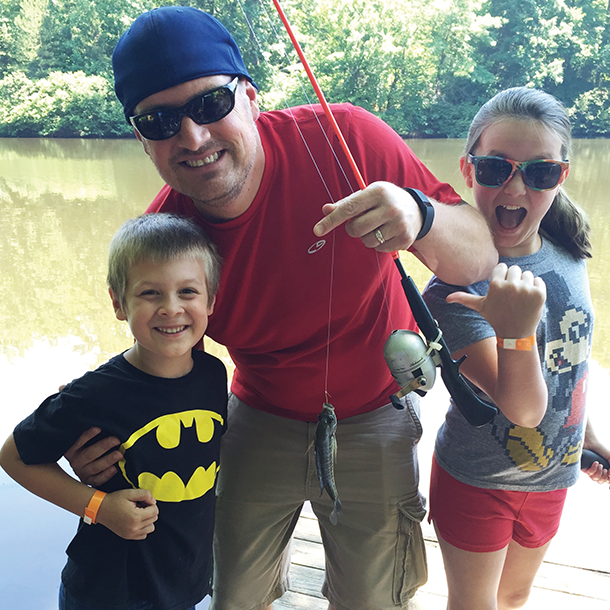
left=314, top=402, right=342, bottom=525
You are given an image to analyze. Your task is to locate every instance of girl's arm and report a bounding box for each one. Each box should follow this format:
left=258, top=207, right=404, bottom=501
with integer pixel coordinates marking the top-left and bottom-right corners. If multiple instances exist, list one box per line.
left=0, top=434, right=158, bottom=539
left=446, top=263, right=548, bottom=427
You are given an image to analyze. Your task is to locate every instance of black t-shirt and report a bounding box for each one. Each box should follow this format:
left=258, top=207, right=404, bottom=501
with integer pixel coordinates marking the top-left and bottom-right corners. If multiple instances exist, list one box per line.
left=14, top=350, right=227, bottom=610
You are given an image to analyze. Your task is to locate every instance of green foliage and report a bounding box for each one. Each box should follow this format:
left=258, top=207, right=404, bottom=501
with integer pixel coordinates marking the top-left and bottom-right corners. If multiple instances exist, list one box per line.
left=0, top=70, right=131, bottom=137
left=570, top=88, right=610, bottom=136
left=32, top=0, right=103, bottom=77
left=251, top=0, right=495, bottom=135
left=0, top=0, right=609, bottom=138
left=412, top=100, right=483, bottom=138
left=0, top=1, right=22, bottom=77
left=14, top=0, right=48, bottom=65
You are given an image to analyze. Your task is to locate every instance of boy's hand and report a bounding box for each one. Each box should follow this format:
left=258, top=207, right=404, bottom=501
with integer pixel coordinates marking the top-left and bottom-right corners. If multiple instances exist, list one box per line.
left=97, top=489, right=158, bottom=540
left=64, top=427, right=122, bottom=487
left=447, top=263, right=546, bottom=339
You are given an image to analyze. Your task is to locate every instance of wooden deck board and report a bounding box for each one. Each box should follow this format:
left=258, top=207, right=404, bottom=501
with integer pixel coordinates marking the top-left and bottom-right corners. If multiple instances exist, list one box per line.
left=277, top=512, right=610, bottom=609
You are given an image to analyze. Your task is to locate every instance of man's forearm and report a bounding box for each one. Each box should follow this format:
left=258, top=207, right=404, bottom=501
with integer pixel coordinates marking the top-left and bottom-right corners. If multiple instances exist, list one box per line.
left=412, top=200, right=498, bottom=285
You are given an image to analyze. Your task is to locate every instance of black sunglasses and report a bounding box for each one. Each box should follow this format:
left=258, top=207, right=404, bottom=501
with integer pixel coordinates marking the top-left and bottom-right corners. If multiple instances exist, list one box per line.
left=469, top=155, right=569, bottom=191
left=130, top=77, right=239, bottom=141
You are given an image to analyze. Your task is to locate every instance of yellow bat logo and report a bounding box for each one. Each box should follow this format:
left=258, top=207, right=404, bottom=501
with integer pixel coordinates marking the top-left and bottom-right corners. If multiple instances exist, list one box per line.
left=117, top=410, right=224, bottom=502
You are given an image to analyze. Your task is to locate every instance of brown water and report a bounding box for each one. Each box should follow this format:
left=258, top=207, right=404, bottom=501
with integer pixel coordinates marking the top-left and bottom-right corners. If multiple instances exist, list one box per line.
left=1, top=136, right=609, bottom=581
left=1, top=137, right=609, bottom=371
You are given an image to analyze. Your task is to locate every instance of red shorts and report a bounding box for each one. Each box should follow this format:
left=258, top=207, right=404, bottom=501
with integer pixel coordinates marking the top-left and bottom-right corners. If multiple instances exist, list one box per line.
left=429, top=455, right=568, bottom=552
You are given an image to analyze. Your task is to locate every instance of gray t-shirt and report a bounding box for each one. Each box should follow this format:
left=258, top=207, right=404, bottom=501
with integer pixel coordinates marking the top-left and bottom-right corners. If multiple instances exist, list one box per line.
left=423, top=237, right=594, bottom=491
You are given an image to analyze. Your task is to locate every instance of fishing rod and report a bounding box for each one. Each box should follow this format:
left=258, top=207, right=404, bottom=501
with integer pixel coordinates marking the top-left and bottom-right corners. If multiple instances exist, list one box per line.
left=269, top=0, right=497, bottom=427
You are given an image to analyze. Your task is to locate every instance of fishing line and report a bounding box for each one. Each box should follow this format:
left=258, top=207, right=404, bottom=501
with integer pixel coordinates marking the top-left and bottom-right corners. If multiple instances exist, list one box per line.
left=324, top=230, right=336, bottom=403
left=268, top=0, right=366, bottom=189
left=239, top=0, right=396, bottom=397
left=237, top=0, right=355, bottom=198
left=263, top=0, right=396, bottom=328
left=238, top=0, right=342, bottom=399
left=239, top=0, right=499, bottom=428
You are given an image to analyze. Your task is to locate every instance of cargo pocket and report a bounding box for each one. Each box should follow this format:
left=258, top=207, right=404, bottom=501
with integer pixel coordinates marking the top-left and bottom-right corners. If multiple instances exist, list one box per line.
left=393, top=495, right=428, bottom=604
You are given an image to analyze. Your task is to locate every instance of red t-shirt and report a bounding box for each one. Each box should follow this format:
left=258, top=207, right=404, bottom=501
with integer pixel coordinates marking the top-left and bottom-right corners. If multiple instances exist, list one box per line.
left=147, top=103, right=460, bottom=420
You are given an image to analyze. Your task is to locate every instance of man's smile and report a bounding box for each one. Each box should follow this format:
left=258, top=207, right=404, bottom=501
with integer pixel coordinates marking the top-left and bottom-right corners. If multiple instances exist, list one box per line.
left=184, top=151, right=221, bottom=167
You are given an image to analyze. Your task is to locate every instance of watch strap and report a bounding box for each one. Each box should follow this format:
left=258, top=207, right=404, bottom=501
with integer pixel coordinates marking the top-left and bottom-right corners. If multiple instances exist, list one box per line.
left=403, top=187, right=435, bottom=240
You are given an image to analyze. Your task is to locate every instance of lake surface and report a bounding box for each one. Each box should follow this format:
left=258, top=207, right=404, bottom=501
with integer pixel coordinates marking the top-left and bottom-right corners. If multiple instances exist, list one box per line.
left=2, top=137, right=610, bottom=377
left=2, top=134, right=610, bottom=452
left=1, top=136, right=610, bottom=606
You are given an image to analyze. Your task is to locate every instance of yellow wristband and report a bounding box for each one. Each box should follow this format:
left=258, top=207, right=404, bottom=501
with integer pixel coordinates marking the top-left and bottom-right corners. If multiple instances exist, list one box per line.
left=497, top=335, right=536, bottom=351
left=84, top=490, right=107, bottom=525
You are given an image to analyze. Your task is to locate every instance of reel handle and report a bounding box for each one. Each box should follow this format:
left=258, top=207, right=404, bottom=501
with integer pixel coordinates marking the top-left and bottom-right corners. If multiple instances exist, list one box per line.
left=581, top=449, right=610, bottom=470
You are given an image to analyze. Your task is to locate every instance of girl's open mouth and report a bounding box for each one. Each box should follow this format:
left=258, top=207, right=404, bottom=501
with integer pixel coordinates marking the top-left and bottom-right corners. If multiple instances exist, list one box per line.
left=496, top=205, right=527, bottom=230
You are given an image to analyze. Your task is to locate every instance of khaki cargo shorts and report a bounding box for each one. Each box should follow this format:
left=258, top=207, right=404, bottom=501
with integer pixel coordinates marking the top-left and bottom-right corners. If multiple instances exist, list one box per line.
left=210, top=394, right=427, bottom=610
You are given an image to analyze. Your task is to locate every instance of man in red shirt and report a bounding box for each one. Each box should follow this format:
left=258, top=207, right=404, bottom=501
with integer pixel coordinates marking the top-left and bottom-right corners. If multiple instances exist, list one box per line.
left=68, top=6, right=497, bottom=610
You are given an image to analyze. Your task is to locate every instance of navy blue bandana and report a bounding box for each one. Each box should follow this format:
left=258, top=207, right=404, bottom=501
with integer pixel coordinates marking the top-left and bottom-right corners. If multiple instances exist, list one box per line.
left=113, top=6, right=254, bottom=121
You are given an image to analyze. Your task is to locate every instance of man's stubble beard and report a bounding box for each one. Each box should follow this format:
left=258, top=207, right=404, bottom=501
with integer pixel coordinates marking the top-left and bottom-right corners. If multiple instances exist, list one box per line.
left=184, top=137, right=259, bottom=221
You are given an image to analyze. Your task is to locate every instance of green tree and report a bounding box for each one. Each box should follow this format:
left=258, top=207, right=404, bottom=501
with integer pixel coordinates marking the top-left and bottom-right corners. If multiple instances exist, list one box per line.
left=0, top=0, right=30, bottom=77
left=1, top=0, right=609, bottom=138
left=249, top=0, right=494, bottom=136
left=478, top=0, right=610, bottom=135
left=14, top=0, right=49, bottom=65
left=570, top=87, right=610, bottom=136
left=0, top=70, right=130, bottom=137
left=32, top=0, right=105, bottom=77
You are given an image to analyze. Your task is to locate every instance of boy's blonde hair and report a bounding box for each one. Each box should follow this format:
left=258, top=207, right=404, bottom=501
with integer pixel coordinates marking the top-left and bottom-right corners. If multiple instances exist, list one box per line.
left=107, top=214, right=222, bottom=309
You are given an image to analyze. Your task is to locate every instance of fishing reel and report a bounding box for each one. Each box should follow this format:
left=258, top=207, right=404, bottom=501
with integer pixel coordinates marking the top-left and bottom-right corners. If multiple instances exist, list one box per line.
left=383, top=329, right=442, bottom=410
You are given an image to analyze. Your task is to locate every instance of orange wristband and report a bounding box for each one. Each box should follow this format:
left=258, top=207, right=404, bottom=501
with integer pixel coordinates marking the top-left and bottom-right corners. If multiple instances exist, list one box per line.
left=84, top=490, right=107, bottom=525
left=497, top=335, right=536, bottom=351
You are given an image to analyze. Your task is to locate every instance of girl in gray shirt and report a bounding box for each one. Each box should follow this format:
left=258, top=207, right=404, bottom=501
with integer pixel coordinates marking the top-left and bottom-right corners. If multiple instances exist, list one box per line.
left=423, top=87, right=609, bottom=610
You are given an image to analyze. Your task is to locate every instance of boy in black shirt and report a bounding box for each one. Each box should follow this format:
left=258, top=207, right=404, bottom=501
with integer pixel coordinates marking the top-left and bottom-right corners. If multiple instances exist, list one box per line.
left=0, top=213, right=226, bottom=610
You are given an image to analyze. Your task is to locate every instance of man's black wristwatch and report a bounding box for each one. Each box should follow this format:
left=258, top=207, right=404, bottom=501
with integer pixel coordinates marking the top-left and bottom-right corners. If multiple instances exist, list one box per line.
left=403, top=187, right=435, bottom=241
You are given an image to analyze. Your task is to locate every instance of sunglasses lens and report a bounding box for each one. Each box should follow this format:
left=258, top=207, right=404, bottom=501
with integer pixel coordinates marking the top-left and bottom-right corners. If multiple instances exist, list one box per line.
left=131, top=81, right=237, bottom=141
left=524, top=162, right=563, bottom=190
left=475, top=158, right=514, bottom=187
left=190, top=87, right=235, bottom=125
left=133, top=112, right=181, bottom=141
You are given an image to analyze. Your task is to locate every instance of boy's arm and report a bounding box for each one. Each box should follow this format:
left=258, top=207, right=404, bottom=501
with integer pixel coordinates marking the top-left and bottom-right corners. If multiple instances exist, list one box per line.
left=445, top=263, right=548, bottom=428
left=0, top=434, right=158, bottom=539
